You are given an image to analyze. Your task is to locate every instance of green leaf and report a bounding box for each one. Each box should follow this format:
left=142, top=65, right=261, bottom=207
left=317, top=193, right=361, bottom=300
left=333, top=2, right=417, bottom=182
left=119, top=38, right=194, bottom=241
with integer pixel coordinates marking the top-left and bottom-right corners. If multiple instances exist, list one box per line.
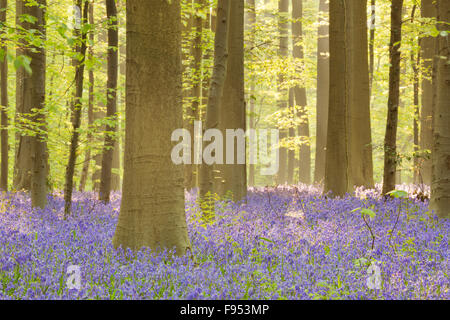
left=387, top=190, right=408, bottom=199
left=259, top=237, right=274, bottom=244
left=361, top=208, right=376, bottom=219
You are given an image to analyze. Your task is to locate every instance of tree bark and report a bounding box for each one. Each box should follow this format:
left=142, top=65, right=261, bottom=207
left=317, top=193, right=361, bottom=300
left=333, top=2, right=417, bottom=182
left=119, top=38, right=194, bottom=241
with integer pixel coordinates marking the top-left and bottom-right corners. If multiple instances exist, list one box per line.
left=382, top=0, right=403, bottom=195
left=411, top=5, right=420, bottom=184
left=247, top=0, right=256, bottom=187
left=292, top=0, right=310, bottom=185
left=13, top=0, right=33, bottom=191
left=113, top=0, right=190, bottom=253
left=324, top=0, right=349, bottom=196
left=0, top=0, right=8, bottom=191
left=199, top=0, right=230, bottom=203
left=430, top=0, right=450, bottom=219
left=217, top=0, right=246, bottom=200
left=29, top=0, right=48, bottom=209
left=347, top=0, right=374, bottom=188
left=419, top=0, right=436, bottom=186
left=79, top=1, right=95, bottom=192
left=185, top=0, right=204, bottom=191
left=275, top=0, right=289, bottom=185
left=314, top=0, right=329, bottom=184
left=287, top=88, right=295, bottom=184
left=99, top=0, right=119, bottom=202
left=64, top=0, right=89, bottom=217
left=369, top=0, right=375, bottom=95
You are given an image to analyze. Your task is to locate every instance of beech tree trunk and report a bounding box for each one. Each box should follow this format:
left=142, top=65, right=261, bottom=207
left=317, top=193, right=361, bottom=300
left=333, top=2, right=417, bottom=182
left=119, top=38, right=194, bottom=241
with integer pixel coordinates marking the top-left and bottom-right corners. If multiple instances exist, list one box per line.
left=287, top=88, right=295, bottom=184
left=64, top=0, right=89, bottom=217
left=29, top=0, right=48, bottom=209
left=419, top=0, right=436, bottom=186
left=324, top=0, right=349, bottom=196
left=292, top=0, right=310, bottom=185
left=276, top=0, right=289, bottom=185
left=247, top=0, right=256, bottom=187
left=430, top=0, right=450, bottom=219
left=0, top=0, right=8, bottom=191
left=217, top=0, right=246, bottom=201
left=199, top=0, right=230, bottom=205
left=382, top=0, right=403, bottom=195
left=13, top=0, right=33, bottom=191
left=369, top=0, right=375, bottom=95
left=79, top=1, right=95, bottom=192
left=113, top=0, right=190, bottom=253
left=314, top=0, right=329, bottom=184
left=185, top=0, right=204, bottom=191
left=347, top=0, right=374, bottom=188
left=99, top=0, right=119, bottom=202
left=411, top=5, right=420, bottom=184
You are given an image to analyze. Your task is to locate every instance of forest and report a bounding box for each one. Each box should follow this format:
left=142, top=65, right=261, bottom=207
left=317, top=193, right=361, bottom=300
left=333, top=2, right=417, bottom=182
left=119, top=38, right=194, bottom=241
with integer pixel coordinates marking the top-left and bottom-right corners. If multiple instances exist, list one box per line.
left=0, top=0, right=448, bottom=301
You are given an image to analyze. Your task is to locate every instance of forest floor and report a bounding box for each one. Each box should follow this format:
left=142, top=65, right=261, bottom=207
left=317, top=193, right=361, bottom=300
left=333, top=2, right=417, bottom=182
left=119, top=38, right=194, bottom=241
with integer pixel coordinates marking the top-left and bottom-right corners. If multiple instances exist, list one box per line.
left=0, top=185, right=448, bottom=299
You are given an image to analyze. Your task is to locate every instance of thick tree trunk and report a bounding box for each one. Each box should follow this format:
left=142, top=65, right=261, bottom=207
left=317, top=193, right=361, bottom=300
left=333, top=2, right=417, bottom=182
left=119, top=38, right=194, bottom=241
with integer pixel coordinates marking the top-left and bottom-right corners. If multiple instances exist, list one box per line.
left=113, top=0, right=190, bottom=253
left=199, top=0, right=230, bottom=204
left=382, top=0, right=403, bottom=195
left=324, top=0, right=349, bottom=196
left=79, top=1, right=95, bottom=192
left=347, top=0, right=374, bottom=188
left=276, top=0, right=288, bottom=185
left=64, top=0, right=89, bottom=217
left=29, top=0, right=48, bottom=209
left=99, top=0, right=119, bottom=203
left=0, top=0, right=8, bottom=191
left=419, top=0, right=436, bottom=186
left=314, top=0, right=329, bottom=184
left=217, top=0, right=246, bottom=201
left=292, top=0, right=310, bottom=185
left=430, top=0, right=450, bottom=219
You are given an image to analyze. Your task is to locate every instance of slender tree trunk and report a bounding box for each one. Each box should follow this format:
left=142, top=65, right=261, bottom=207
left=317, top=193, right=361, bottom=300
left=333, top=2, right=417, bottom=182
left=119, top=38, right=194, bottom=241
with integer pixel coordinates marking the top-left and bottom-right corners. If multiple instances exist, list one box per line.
left=324, top=0, right=349, bottom=196
left=30, top=0, right=48, bottom=209
left=314, top=0, right=329, bottom=184
left=64, top=0, right=89, bottom=217
left=247, top=0, right=256, bottom=187
left=113, top=0, right=190, bottom=253
left=287, top=88, right=295, bottom=184
left=347, top=0, right=374, bottom=188
left=411, top=5, right=420, bottom=184
left=79, top=1, right=95, bottom=192
left=382, top=0, right=403, bottom=195
left=369, top=0, right=375, bottom=95
left=430, top=0, right=450, bottom=219
left=276, top=0, right=288, bottom=185
left=419, top=0, right=436, bottom=186
left=91, top=29, right=107, bottom=191
left=13, top=0, right=33, bottom=191
left=217, top=0, right=246, bottom=200
left=111, top=138, right=120, bottom=190
left=199, top=0, right=230, bottom=203
left=185, top=0, right=204, bottom=191
left=292, top=0, right=310, bottom=185
left=0, top=0, right=8, bottom=191
left=99, top=0, right=118, bottom=203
